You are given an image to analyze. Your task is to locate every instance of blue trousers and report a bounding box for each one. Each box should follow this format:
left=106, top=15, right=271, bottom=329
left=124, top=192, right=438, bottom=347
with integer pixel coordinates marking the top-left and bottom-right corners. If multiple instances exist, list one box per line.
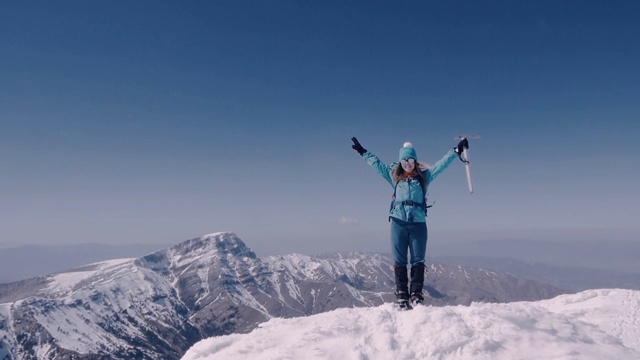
left=390, top=218, right=427, bottom=266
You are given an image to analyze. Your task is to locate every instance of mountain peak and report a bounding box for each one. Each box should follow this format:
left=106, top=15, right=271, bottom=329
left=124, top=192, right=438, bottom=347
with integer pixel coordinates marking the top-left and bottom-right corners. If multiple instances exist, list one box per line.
left=170, top=232, right=257, bottom=260
left=136, top=232, right=258, bottom=274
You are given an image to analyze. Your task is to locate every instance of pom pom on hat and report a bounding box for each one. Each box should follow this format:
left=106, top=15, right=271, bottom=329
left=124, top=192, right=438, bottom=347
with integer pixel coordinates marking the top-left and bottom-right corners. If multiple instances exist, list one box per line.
left=399, top=141, right=418, bottom=161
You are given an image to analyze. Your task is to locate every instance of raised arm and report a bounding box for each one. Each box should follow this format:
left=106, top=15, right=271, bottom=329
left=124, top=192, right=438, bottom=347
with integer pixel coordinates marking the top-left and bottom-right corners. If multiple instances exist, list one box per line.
left=352, top=137, right=394, bottom=187
left=363, top=152, right=394, bottom=186
left=426, top=137, right=470, bottom=183
left=426, top=149, right=457, bottom=183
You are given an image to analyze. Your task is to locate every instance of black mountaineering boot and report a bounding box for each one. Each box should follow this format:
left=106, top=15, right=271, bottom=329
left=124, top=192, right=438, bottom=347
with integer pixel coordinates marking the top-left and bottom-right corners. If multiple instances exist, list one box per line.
left=410, top=263, right=426, bottom=306
left=394, top=264, right=412, bottom=310
left=410, top=292, right=424, bottom=306
left=396, top=291, right=412, bottom=310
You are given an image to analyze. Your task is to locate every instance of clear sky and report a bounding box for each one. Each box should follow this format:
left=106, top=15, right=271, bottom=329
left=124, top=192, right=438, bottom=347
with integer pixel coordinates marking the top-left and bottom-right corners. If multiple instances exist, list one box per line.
left=1, top=1, right=639, bottom=257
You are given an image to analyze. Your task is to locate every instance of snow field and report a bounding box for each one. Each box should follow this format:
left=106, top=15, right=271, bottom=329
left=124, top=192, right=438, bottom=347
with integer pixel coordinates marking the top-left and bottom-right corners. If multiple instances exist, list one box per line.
left=182, top=289, right=640, bottom=360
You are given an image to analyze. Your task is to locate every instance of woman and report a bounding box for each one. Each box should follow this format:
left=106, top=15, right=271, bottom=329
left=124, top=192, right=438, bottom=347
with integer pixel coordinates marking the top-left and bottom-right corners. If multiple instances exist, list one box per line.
left=351, top=136, right=469, bottom=309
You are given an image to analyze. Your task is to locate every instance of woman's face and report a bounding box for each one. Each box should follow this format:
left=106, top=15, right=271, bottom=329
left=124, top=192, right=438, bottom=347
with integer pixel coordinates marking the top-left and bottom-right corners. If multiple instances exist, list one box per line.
left=401, top=158, right=415, bottom=172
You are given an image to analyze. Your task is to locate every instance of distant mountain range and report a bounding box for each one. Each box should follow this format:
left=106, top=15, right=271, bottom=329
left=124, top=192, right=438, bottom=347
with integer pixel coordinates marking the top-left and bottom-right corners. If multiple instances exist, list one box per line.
left=429, top=237, right=640, bottom=274
left=433, top=255, right=640, bottom=292
left=0, top=232, right=562, bottom=359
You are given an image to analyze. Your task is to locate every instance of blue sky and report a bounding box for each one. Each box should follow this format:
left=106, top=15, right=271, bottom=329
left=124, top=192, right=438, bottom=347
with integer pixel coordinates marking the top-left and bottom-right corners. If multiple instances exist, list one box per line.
left=1, top=1, right=639, bottom=256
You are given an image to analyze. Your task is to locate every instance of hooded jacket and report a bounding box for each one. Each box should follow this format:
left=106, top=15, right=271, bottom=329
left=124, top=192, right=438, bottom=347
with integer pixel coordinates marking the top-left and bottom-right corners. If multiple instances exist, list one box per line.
left=363, top=149, right=458, bottom=223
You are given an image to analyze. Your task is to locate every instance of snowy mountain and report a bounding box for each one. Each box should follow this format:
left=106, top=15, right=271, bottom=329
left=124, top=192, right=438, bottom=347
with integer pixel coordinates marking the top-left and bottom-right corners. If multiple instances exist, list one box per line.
left=0, top=232, right=563, bottom=359
left=182, top=289, right=640, bottom=360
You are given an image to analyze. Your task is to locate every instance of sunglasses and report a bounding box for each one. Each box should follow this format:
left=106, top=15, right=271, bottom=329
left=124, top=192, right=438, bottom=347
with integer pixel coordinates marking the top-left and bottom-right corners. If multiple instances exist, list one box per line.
left=400, top=158, right=415, bottom=165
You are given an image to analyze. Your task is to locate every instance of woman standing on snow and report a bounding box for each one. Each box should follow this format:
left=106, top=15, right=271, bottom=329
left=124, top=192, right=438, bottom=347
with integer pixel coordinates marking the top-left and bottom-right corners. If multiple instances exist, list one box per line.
left=351, top=137, right=469, bottom=309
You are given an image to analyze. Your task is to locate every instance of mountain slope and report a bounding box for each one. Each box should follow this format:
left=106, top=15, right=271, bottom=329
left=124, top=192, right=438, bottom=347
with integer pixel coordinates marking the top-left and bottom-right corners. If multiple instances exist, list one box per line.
left=0, top=258, right=200, bottom=359
left=0, top=244, right=172, bottom=284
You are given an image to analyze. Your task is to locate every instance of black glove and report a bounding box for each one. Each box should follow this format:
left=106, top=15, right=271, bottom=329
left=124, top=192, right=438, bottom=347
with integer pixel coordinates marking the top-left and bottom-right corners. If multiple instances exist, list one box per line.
left=351, top=137, right=367, bottom=156
left=454, top=138, right=469, bottom=155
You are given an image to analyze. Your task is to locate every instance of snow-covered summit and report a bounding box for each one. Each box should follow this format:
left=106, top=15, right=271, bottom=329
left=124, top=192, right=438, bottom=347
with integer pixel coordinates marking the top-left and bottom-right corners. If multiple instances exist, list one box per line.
left=135, top=231, right=258, bottom=278
left=182, top=289, right=640, bottom=360
left=172, top=231, right=257, bottom=260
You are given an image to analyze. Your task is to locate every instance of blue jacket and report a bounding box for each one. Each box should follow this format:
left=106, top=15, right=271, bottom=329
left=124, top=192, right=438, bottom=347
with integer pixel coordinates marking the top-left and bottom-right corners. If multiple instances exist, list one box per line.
left=363, top=149, right=458, bottom=223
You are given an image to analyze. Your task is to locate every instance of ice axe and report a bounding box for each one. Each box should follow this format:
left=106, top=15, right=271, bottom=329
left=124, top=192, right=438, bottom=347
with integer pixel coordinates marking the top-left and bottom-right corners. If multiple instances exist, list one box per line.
left=455, top=135, right=480, bottom=194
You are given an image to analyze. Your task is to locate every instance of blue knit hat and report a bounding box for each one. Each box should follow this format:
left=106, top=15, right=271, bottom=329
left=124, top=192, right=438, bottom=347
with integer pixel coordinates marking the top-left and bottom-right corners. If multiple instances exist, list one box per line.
left=399, top=142, right=417, bottom=161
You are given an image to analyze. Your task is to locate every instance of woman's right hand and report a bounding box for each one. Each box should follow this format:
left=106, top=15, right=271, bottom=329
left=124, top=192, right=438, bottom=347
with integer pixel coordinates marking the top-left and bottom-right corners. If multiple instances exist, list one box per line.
left=351, top=137, right=367, bottom=156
